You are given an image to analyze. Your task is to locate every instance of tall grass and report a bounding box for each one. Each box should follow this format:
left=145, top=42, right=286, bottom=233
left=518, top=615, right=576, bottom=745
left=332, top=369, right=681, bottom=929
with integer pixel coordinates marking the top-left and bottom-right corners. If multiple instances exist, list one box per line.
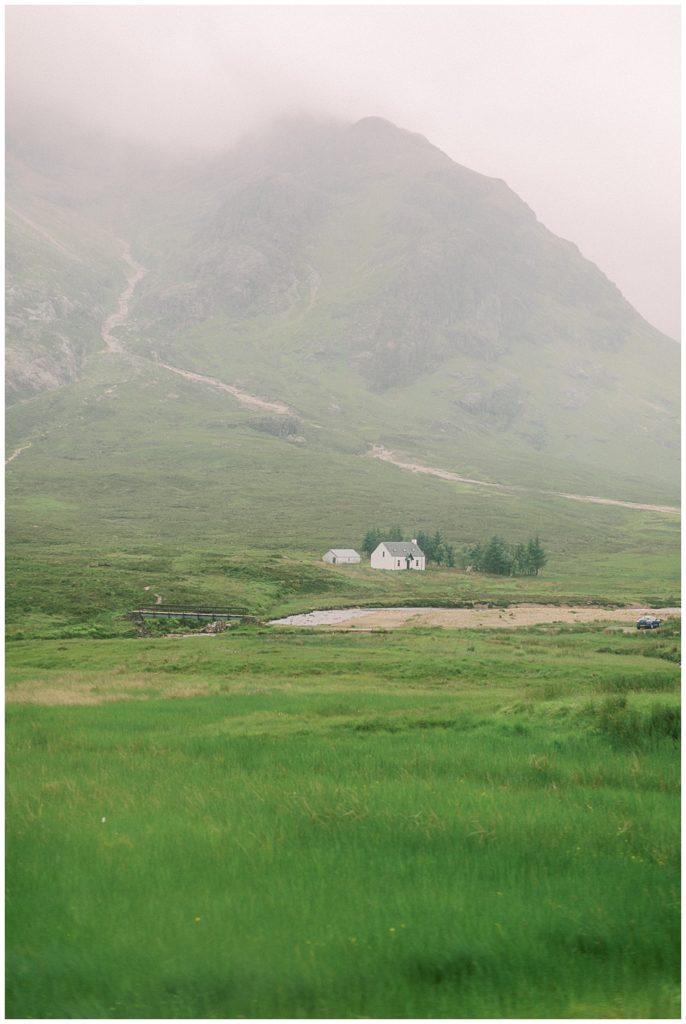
left=6, top=625, right=680, bottom=1018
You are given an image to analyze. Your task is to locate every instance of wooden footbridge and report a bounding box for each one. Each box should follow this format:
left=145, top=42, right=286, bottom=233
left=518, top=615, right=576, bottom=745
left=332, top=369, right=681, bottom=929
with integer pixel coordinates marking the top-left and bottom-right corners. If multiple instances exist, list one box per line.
left=128, top=605, right=254, bottom=624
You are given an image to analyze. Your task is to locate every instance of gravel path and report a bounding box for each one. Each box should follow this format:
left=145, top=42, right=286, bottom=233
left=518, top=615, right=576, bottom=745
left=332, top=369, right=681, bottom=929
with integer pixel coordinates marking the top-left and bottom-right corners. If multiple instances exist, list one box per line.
left=156, top=362, right=292, bottom=414
left=369, top=445, right=680, bottom=517
left=101, top=244, right=147, bottom=353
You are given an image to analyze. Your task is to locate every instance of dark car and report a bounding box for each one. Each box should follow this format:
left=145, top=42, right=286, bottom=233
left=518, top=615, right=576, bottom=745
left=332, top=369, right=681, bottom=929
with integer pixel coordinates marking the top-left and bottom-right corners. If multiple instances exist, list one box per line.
left=636, top=615, right=662, bottom=629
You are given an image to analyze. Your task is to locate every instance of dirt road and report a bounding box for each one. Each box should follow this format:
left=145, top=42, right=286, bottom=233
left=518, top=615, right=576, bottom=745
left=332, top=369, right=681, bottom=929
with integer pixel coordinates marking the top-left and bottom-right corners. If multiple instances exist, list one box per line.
left=369, top=445, right=680, bottom=517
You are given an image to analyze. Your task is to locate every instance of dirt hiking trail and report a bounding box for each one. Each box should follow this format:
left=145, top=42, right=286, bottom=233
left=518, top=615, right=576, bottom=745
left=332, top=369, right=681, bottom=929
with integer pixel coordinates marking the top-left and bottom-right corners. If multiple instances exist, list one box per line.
left=5, top=443, right=32, bottom=466
left=370, top=446, right=679, bottom=517
left=101, top=245, right=148, bottom=353
left=102, top=242, right=294, bottom=414
left=156, top=363, right=292, bottom=415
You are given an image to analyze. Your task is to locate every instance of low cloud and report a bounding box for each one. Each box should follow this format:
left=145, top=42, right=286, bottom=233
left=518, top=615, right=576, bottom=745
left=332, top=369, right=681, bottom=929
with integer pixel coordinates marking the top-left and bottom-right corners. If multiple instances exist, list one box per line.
left=6, top=5, right=680, bottom=337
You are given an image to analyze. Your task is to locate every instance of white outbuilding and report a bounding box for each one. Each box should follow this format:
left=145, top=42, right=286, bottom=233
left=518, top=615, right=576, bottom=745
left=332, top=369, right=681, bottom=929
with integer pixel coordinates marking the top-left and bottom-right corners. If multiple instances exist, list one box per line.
left=370, top=539, right=426, bottom=570
left=322, top=549, right=361, bottom=565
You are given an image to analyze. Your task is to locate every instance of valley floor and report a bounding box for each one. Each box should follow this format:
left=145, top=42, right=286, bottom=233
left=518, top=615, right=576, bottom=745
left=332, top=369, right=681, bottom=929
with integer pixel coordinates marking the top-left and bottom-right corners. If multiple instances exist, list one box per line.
left=5, top=622, right=680, bottom=1017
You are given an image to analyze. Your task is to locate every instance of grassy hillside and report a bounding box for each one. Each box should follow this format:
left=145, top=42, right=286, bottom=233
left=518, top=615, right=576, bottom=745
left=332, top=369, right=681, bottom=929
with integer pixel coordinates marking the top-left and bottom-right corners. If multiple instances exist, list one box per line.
left=5, top=345, right=679, bottom=637
left=122, top=115, right=679, bottom=499
left=6, top=621, right=680, bottom=1017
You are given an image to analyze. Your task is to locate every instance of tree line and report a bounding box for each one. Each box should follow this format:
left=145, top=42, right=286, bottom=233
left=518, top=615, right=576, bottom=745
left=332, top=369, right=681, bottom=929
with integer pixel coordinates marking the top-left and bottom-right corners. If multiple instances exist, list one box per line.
left=466, top=535, right=547, bottom=576
left=360, top=527, right=547, bottom=576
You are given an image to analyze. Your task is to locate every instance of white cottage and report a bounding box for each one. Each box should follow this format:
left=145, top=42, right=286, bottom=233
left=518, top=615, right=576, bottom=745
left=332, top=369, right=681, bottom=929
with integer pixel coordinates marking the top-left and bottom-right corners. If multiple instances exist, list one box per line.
left=370, top=539, right=425, bottom=570
left=322, top=549, right=361, bottom=565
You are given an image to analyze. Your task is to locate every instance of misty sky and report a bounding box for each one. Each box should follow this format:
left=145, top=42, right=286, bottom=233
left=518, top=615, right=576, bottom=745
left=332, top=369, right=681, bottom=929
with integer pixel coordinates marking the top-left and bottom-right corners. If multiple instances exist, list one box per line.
left=6, top=4, right=681, bottom=338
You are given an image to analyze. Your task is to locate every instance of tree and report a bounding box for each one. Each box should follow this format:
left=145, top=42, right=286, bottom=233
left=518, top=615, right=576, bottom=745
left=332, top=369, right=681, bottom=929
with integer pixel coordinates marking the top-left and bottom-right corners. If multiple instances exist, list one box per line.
left=416, top=530, right=435, bottom=562
left=481, top=535, right=513, bottom=575
left=526, top=536, right=547, bottom=575
left=466, top=540, right=483, bottom=573
left=415, top=530, right=454, bottom=566
left=432, top=531, right=444, bottom=563
left=361, top=525, right=404, bottom=555
left=511, top=542, right=529, bottom=576
left=361, top=528, right=382, bottom=555
left=467, top=534, right=548, bottom=576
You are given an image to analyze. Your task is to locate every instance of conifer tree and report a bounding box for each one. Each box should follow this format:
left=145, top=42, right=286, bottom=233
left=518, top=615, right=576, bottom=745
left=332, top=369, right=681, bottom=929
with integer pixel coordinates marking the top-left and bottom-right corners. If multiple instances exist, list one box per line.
left=526, top=536, right=547, bottom=575
left=361, top=527, right=382, bottom=555
left=482, top=535, right=513, bottom=575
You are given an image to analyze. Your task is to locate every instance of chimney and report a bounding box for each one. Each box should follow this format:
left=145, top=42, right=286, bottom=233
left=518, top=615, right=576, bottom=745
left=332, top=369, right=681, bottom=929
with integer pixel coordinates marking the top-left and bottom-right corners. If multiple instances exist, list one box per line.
left=411, top=538, right=417, bottom=544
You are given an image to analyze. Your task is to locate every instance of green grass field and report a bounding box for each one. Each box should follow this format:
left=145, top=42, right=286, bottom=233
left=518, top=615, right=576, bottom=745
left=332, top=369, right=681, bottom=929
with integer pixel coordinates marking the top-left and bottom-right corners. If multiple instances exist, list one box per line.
left=6, top=619, right=680, bottom=1018
left=6, top=532, right=680, bottom=642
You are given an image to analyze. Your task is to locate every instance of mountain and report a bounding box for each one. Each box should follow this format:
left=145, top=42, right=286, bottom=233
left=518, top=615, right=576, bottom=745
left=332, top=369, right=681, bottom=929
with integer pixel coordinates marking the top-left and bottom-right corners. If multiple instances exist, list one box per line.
left=5, top=112, right=680, bottom=630
left=8, top=114, right=679, bottom=486
left=138, top=116, right=649, bottom=378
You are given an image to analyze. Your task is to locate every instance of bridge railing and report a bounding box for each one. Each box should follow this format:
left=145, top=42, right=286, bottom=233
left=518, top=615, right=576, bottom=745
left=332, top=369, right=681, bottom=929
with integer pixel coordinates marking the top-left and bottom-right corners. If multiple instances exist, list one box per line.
left=127, top=606, right=252, bottom=622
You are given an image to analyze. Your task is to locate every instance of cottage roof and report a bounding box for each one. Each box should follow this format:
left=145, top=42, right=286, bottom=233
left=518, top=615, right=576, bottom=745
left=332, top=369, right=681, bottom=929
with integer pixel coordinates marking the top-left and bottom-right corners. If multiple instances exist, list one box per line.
left=381, top=541, right=424, bottom=557
left=326, top=549, right=360, bottom=557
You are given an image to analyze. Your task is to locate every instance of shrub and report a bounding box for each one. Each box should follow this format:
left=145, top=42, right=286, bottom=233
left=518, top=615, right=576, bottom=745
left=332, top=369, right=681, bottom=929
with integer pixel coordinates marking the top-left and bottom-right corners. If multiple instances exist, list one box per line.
left=588, top=697, right=680, bottom=748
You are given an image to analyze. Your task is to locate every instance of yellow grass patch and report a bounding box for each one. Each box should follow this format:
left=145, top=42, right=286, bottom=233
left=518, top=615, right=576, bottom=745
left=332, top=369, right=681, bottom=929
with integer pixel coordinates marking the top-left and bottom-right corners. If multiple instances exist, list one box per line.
left=5, top=673, right=216, bottom=706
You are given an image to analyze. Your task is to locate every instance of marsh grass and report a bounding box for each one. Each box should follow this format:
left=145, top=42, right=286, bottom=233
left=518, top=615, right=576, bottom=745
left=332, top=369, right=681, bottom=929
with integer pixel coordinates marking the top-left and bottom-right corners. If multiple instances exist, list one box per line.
left=6, top=625, right=680, bottom=1018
